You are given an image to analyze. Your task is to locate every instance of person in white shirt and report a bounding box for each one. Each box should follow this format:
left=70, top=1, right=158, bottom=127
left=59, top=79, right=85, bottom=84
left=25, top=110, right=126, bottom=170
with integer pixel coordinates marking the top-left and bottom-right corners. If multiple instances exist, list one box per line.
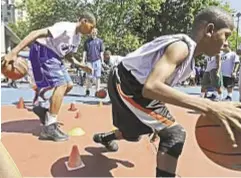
left=200, top=54, right=222, bottom=100
left=101, top=50, right=123, bottom=83
left=2, top=11, right=96, bottom=142
left=221, top=42, right=240, bottom=101
left=103, top=50, right=123, bottom=68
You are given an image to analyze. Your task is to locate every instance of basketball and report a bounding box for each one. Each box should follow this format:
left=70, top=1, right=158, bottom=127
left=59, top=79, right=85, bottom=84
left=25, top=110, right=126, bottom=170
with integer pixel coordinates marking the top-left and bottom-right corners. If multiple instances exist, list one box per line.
left=1, top=56, right=29, bottom=80
left=95, top=89, right=107, bottom=99
left=195, top=115, right=241, bottom=171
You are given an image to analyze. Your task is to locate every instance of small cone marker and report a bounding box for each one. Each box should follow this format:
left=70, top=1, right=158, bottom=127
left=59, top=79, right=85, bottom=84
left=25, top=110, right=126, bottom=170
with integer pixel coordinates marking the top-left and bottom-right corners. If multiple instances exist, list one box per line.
left=98, top=101, right=103, bottom=107
left=68, top=128, right=85, bottom=136
left=68, top=102, right=77, bottom=111
left=65, top=145, right=85, bottom=171
left=75, top=110, right=81, bottom=119
left=17, top=97, right=25, bottom=109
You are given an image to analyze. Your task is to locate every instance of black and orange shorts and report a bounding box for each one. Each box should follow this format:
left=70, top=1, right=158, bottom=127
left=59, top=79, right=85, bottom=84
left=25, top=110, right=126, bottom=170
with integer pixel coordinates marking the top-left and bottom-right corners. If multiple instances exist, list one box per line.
left=107, top=63, right=175, bottom=141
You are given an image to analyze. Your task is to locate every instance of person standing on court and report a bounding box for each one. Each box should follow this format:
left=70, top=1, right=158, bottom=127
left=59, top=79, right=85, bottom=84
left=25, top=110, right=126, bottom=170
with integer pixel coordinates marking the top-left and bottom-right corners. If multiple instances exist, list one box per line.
left=220, top=42, right=240, bottom=101
left=200, top=54, right=223, bottom=100
left=83, top=28, right=104, bottom=96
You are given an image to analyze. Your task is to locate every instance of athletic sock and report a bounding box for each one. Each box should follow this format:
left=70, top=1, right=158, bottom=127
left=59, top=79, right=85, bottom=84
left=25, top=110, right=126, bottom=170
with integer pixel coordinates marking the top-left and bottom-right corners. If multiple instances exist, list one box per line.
left=156, top=168, right=176, bottom=177
left=228, top=92, right=232, bottom=98
left=200, top=92, right=205, bottom=98
left=45, top=112, right=57, bottom=126
left=101, top=131, right=117, bottom=142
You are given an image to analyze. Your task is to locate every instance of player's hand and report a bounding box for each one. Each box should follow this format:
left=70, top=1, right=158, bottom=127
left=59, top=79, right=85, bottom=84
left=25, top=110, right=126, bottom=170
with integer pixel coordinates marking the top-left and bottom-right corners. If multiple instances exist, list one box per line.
left=207, top=101, right=241, bottom=147
left=82, top=66, right=92, bottom=74
left=231, top=72, right=237, bottom=78
left=1, top=52, right=17, bottom=68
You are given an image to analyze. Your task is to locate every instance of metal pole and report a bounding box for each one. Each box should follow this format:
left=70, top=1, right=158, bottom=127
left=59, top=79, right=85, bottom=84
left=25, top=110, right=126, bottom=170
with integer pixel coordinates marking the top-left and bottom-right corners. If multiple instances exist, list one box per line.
left=236, top=12, right=241, bottom=52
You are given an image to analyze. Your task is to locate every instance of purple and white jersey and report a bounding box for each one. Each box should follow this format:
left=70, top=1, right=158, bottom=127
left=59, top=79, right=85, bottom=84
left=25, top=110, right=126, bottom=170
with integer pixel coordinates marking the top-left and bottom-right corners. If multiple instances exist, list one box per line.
left=37, top=22, right=81, bottom=58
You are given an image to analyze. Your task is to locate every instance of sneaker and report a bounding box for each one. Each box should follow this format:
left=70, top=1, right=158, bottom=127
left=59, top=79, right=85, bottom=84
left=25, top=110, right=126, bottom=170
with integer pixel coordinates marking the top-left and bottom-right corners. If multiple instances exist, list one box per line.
left=85, top=89, right=90, bottom=96
left=33, top=105, right=48, bottom=125
left=224, top=96, right=232, bottom=101
left=39, top=123, right=68, bottom=142
left=93, top=133, right=119, bottom=152
left=9, top=82, right=18, bottom=88
left=207, top=94, right=220, bottom=102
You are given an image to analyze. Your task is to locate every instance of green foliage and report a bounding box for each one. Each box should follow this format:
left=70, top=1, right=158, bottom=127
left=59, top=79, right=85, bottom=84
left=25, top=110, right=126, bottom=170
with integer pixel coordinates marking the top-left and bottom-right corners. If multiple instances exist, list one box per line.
left=8, top=20, right=30, bottom=40
left=229, top=31, right=241, bottom=51
left=8, top=0, right=241, bottom=57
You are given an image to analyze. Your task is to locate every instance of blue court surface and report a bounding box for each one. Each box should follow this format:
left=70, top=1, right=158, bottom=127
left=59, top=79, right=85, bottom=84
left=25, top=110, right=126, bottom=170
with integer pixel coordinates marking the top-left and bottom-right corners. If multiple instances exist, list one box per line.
left=1, top=83, right=110, bottom=106
left=1, top=83, right=240, bottom=106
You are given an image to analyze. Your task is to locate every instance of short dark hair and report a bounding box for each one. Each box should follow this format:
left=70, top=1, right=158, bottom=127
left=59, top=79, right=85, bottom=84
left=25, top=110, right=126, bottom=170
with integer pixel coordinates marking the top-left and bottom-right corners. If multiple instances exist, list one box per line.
left=79, top=11, right=96, bottom=25
left=104, top=50, right=112, bottom=55
left=192, top=6, right=234, bottom=36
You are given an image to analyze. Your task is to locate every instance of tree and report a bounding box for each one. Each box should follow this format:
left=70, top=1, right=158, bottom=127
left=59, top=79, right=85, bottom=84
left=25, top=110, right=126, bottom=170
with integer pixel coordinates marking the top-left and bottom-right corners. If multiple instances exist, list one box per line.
left=8, top=20, right=30, bottom=40
left=128, top=0, right=235, bottom=42
left=9, top=0, right=241, bottom=56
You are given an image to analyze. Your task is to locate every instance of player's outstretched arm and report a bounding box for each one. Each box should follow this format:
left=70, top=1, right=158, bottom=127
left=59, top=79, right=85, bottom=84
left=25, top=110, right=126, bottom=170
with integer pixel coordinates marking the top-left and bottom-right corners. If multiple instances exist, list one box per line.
left=4, top=28, right=50, bottom=65
left=142, top=41, right=241, bottom=147
left=65, top=54, right=92, bottom=74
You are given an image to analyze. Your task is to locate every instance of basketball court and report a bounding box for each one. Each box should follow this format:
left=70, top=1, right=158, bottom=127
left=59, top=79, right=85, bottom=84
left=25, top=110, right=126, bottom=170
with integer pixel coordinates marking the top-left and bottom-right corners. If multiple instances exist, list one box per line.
left=1, top=83, right=241, bottom=177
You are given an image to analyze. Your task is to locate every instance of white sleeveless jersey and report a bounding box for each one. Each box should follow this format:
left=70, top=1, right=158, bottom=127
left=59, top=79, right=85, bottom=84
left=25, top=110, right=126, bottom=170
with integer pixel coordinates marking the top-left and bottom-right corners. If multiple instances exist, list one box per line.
left=121, top=34, right=197, bottom=86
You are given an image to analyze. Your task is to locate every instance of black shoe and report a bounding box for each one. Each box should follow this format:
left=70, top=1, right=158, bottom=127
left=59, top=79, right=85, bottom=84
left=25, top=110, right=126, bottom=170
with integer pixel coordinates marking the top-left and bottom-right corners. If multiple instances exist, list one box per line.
left=224, top=96, right=232, bottom=101
left=9, top=82, right=18, bottom=88
left=93, top=133, right=119, bottom=152
left=39, top=123, right=69, bottom=142
left=86, top=89, right=90, bottom=96
left=33, top=105, right=48, bottom=125
left=207, top=94, right=220, bottom=102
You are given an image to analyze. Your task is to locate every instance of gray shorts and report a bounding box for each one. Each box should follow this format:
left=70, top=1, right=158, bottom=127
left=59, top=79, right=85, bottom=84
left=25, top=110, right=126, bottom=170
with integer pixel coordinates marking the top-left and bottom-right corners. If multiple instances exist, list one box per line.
left=201, top=69, right=222, bottom=89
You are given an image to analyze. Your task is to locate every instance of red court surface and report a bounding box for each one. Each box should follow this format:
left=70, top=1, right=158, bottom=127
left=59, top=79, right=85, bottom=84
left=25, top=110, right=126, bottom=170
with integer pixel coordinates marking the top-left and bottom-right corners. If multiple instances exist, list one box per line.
left=1, top=103, right=241, bottom=177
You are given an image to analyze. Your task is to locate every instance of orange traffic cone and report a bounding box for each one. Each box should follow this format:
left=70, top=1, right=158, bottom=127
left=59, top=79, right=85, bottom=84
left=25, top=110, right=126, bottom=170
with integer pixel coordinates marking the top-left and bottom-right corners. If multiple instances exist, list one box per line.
left=75, top=110, right=81, bottom=119
left=68, top=102, right=77, bottom=111
left=17, top=97, right=25, bottom=109
left=65, top=145, right=85, bottom=171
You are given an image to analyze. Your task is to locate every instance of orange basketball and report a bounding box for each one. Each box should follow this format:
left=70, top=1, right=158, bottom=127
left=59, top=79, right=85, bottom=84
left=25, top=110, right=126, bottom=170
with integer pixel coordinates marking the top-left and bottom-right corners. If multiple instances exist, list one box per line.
left=1, top=56, right=28, bottom=80
left=195, top=115, right=241, bottom=171
left=95, top=89, right=107, bottom=99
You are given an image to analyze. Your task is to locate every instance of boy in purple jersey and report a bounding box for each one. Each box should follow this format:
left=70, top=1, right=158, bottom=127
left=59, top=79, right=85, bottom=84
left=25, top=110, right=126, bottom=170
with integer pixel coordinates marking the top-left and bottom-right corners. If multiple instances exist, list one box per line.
left=3, top=11, right=96, bottom=142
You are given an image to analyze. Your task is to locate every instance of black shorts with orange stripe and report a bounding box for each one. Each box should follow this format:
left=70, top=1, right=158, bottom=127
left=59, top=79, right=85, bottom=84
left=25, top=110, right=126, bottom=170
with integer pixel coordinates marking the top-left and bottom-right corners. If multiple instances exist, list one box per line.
left=107, top=63, right=175, bottom=140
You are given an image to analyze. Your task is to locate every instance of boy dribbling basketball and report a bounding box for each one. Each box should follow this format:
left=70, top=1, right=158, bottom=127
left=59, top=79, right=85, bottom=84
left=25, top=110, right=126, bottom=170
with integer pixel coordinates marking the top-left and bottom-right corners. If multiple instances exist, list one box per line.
left=3, top=11, right=96, bottom=142
left=93, top=7, right=241, bottom=177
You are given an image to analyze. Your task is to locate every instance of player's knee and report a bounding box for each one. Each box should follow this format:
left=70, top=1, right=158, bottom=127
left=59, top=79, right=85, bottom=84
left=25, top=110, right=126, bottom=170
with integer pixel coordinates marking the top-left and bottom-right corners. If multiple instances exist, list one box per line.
left=66, top=83, right=73, bottom=92
left=158, top=124, right=186, bottom=158
left=55, top=84, right=68, bottom=94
